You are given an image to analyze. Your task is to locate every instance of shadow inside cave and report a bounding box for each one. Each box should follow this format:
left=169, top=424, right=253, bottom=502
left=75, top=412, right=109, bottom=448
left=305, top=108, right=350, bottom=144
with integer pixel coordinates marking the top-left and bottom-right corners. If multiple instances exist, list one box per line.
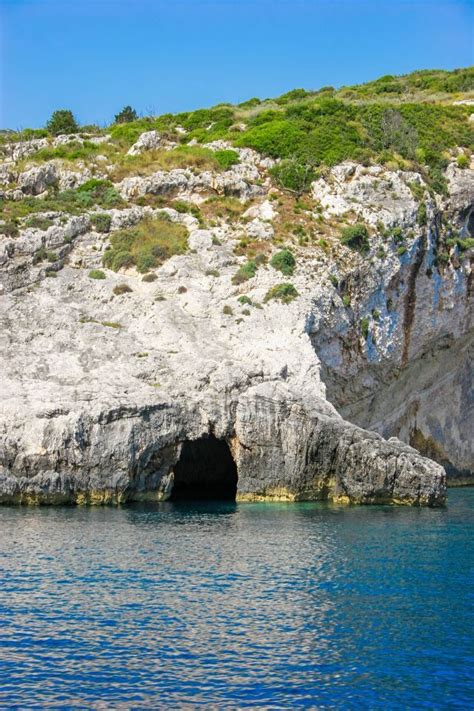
left=170, top=435, right=238, bottom=501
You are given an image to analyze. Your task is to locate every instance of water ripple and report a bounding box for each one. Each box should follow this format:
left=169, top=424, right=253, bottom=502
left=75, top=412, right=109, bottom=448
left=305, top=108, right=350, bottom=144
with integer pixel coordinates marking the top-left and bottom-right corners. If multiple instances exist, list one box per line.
left=1, top=494, right=473, bottom=708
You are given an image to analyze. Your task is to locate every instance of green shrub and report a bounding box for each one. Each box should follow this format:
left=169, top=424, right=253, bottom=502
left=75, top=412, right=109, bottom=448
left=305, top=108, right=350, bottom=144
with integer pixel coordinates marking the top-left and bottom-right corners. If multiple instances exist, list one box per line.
left=136, top=253, right=155, bottom=273
left=90, top=213, right=112, bottom=233
left=46, top=109, right=79, bottom=135
left=102, top=216, right=188, bottom=273
left=142, top=272, right=157, bottom=282
left=270, top=160, right=316, bottom=196
left=109, top=250, right=135, bottom=271
left=457, top=237, right=474, bottom=251
left=213, top=149, right=240, bottom=170
left=113, top=283, right=132, bottom=295
left=417, top=202, right=427, bottom=226
left=88, top=269, right=106, bottom=279
left=340, top=224, right=370, bottom=253
left=232, top=260, right=258, bottom=284
left=270, top=249, right=296, bottom=276
left=396, top=245, right=407, bottom=256
left=342, top=294, right=351, bottom=307
left=264, top=283, right=298, bottom=303
left=33, top=247, right=47, bottom=264
left=33, top=247, right=57, bottom=264
left=223, top=305, right=233, bottom=315
left=0, top=221, right=19, bottom=238
left=389, top=226, right=404, bottom=244
left=238, top=295, right=253, bottom=305
left=170, top=200, right=203, bottom=224
left=114, top=106, right=138, bottom=124
left=235, top=120, right=306, bottom=158
left=70, top=180, right=123, bottom=210
left=457, top=153, right=469, bottom=169
left=361, top=316, right=370, bottom=339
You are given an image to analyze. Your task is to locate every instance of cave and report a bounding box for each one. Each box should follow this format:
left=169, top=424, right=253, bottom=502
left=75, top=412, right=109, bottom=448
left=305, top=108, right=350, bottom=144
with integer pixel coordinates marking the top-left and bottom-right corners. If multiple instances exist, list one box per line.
left=170, top=435, right=238, bottom=501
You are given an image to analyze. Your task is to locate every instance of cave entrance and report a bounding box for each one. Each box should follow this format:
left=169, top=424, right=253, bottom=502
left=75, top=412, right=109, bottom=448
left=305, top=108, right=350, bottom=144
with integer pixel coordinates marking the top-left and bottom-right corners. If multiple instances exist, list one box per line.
left=170, top=436, right=238, bottom=501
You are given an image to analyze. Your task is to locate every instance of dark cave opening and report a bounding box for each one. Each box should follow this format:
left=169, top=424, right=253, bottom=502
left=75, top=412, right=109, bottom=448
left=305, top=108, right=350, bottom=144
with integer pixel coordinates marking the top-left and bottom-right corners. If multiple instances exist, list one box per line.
left=170, top=436, right=238, bottom=501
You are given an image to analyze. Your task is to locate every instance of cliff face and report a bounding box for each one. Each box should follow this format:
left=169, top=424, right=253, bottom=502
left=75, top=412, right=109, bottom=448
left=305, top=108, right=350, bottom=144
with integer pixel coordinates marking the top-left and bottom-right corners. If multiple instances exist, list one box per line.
left=307, top=163, right=473, bottom=483
left=0, top=126, right=471, bottom=505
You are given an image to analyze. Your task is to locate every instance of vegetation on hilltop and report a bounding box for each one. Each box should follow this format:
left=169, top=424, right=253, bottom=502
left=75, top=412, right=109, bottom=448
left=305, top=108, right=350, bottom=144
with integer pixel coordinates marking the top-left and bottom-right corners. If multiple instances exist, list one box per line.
left=1, top=67, right=473, bottom=198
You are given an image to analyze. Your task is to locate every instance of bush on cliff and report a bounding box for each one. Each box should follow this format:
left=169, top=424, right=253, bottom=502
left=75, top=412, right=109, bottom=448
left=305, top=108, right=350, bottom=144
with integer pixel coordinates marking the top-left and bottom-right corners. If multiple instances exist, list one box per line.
left=340, top=224, right=370, bottom=254
left=264, top=283, right=299, bottom=304
left=232, top=260, right=258, bottom=284
left=270, top=160, right=316, bottom=196
left=270, top=249, right=296, bottom=276
left=102, top=216, right=188, bottom=273
left=90, top=213, right=112, bottom=233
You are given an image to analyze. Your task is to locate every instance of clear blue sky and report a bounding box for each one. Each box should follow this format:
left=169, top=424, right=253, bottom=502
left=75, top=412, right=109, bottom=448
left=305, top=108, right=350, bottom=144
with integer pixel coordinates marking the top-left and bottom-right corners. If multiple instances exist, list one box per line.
left=0, top=0, right=473, bottom=129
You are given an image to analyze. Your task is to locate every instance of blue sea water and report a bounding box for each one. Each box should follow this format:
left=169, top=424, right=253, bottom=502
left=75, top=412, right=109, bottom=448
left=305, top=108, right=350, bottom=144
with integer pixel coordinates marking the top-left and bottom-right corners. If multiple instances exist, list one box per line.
left=1, top=489, right=473, bottom=709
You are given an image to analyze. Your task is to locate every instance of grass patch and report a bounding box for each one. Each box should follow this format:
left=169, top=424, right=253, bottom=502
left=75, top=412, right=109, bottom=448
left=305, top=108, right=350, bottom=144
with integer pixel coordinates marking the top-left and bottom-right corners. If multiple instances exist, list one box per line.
left=200, top=195, right=248, bottom=222
left=102, top=215, right=188, bottom=273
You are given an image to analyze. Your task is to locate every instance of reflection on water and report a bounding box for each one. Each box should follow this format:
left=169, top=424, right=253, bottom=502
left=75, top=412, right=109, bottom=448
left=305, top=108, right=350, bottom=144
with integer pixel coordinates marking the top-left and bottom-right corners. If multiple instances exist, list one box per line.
left=1, top=492, right=473, bottom=708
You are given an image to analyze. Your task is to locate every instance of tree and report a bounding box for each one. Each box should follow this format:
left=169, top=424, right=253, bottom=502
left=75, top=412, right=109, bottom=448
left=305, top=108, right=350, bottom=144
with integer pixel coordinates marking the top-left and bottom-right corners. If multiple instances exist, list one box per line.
left=46, top=110, right=79, bottom=135
left=114, top=106, right=138, bottom=124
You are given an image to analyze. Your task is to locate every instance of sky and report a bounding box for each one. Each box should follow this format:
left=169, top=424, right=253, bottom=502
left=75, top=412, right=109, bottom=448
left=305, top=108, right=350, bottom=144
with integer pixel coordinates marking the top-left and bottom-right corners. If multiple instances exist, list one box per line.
left=0, top=0, right=473, bottom=129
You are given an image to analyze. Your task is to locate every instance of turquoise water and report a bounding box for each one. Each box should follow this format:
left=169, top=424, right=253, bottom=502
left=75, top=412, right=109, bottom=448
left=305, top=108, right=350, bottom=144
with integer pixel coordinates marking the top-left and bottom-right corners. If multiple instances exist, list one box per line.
left=1, top=489, right=473, bottom=709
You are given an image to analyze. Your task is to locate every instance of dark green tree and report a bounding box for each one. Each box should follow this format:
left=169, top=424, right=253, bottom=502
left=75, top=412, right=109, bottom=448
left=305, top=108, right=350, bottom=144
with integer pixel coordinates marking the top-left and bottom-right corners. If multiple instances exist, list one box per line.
left=46, top=110, right=79, bottom=135
left=114, top=106, right=138, bottom=124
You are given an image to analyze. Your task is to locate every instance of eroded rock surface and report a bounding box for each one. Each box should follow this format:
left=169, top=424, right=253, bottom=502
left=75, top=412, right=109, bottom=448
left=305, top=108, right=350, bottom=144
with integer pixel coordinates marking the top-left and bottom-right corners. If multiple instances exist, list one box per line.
left=0, top=130, right=472, bottom=504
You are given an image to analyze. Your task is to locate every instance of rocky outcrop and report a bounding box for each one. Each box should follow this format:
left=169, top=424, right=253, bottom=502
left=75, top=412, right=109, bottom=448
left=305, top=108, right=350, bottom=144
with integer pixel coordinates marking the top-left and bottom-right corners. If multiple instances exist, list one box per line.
left=127, top=130, right=164, bottom=155
left=308, top=162, right=474, bottom=483
left=0, top=383, right=445, bottom=506
left=0, top=129, right=471, bottom=505
left=118, top=163, right=265, bottom=202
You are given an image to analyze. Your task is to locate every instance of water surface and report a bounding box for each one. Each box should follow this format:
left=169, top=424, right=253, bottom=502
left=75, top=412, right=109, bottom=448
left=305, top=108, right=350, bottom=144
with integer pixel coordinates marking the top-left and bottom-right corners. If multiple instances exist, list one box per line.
left=1, top=490, right=473, bottom=708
